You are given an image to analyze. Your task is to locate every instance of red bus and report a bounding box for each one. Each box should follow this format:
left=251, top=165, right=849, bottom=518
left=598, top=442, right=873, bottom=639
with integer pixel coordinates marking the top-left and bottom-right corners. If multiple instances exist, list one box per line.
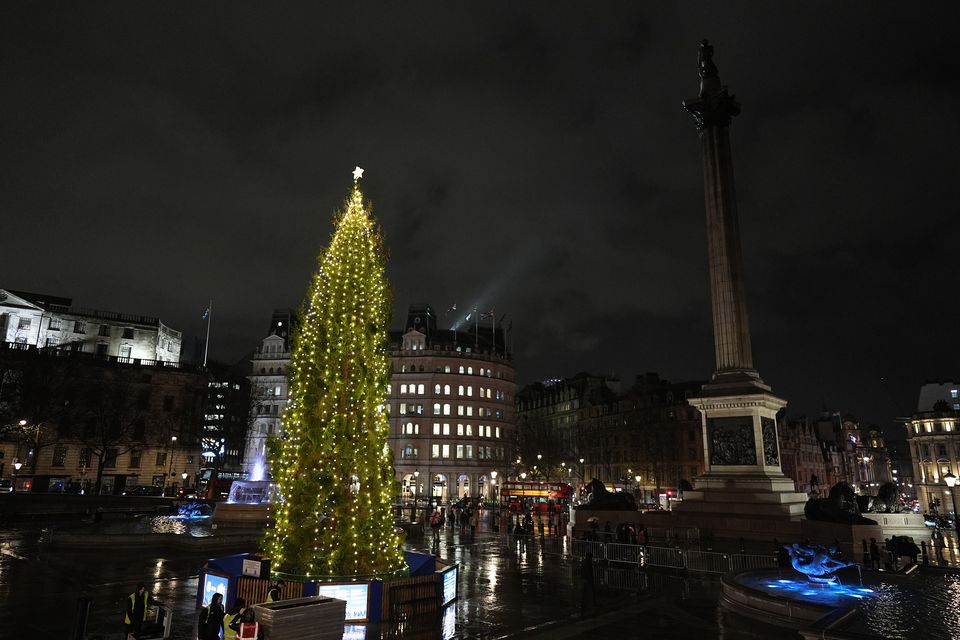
left=197, top=468, right=246, bottom=500
left=499, top=481, right=572, bottom=514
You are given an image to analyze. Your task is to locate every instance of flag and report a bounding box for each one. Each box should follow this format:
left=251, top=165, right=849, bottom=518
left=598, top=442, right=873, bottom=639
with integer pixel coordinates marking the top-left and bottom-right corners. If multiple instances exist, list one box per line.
left=202, top=307, right=210, bottom=320
left=443, top=303, right=457, bottom=316
left=480, top=307, right=495, bottom=320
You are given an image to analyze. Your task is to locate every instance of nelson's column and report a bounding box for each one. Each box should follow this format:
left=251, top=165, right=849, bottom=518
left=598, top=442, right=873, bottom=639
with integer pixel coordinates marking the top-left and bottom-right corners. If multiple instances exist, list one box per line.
left=652, top=41, right=808, bottom=542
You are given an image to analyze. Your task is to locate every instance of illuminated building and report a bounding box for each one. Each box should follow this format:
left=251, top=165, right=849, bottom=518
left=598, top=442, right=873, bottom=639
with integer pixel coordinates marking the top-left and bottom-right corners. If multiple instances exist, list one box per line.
left=387, top=304, right=516, bottom=503
left=906, top=394, right=960, bottom=515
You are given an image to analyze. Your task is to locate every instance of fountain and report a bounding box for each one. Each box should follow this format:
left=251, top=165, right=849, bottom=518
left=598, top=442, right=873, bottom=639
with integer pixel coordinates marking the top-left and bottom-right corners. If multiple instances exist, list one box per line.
left=212, top=454, right=278, bottom=528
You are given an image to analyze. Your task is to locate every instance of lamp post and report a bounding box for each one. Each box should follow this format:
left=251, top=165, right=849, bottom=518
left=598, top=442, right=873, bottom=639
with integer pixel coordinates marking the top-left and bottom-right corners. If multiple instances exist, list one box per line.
left=578, top=457, right=585, bottom=501
left=181, top=471, right=188, bottom=493
left=944, top=473, right=960, bottom=534
left=167, top=436, right=177, bottom=495
left=13, top=460, right=22, bottom=490
left=634, top=474, right=642, bottom=503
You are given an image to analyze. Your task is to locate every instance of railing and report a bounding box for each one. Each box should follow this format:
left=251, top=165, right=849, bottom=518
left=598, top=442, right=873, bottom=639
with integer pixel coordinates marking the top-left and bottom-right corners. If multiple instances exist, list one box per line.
left=570, top=540, right=776, bottom=575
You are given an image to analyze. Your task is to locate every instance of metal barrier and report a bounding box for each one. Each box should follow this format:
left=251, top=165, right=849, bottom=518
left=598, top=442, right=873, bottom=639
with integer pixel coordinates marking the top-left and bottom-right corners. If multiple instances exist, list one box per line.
left=644, top=545, right=685, bottom=569
left=571, top=541, right=776, bottom=575
left=685, top=550, right=731, bottom=574
left=729, top=553, right=777, bottom=572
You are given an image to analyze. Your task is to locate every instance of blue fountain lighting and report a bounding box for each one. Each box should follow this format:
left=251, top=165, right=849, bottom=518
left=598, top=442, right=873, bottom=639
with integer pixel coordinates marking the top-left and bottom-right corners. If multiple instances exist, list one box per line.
left=174, top=501, right=212, bottom=520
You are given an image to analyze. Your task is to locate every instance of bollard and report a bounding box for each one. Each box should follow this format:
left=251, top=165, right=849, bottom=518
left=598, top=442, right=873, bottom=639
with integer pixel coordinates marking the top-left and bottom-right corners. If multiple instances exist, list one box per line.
left=69, top=596, right=92, bottom=640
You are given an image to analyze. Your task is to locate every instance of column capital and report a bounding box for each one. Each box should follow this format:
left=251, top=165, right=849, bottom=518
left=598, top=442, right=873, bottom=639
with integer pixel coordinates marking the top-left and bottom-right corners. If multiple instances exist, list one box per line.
left=683, top=91, right=741, bottom=131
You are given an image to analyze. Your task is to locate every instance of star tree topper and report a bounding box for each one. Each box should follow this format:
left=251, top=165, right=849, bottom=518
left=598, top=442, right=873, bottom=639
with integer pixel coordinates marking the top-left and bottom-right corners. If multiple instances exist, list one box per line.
left=352, top=166, right=364, bottom=182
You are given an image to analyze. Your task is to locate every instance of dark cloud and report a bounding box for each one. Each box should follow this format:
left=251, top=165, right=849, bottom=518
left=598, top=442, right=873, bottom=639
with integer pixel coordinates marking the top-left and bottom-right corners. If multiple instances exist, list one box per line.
left=2, top=3, right=959, bottom=436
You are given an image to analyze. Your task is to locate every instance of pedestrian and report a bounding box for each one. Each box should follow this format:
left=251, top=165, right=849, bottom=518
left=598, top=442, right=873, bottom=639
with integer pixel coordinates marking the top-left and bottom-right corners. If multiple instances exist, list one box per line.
left=430, top=508, right=443, bottom=543
left=224, top=597, right=245, bottom=640
left=470, top=509, right=479, bottom=536
left=538, top=516, right=545, bottom=539
left=603, top=521, right=613, bottom=543
left=869, top=538, right=881, bottom=570
left=198, top=592, right=225, bottom=640
left=124, top=583, right=161, bottom=638
left=266, top=579, right=286, bottom=603
left=579, top=551, right=597, bottom=617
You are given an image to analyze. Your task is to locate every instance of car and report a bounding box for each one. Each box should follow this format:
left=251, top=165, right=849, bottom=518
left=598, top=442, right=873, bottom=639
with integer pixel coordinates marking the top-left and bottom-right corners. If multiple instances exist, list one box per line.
left=0, top=479, right=12, bottom=494
left=122, top=485, right=164, bottom=497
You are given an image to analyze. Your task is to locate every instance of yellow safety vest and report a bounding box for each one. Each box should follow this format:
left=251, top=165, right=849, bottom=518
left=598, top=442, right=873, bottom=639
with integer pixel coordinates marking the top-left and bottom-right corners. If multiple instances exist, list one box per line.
left=124, top=592, right=148, bottom=625
left=223, top=611, right=239, bottom=639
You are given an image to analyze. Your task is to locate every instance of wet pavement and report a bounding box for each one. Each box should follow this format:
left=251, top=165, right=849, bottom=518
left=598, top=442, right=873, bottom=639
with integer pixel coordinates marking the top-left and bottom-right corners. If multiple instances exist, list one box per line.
left=3, top=514, right=959, bottom=639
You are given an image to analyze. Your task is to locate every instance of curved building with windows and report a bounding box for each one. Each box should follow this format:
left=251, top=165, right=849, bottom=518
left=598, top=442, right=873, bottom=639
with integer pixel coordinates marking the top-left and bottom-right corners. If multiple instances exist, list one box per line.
left=388, top=304, right=516, bottom=503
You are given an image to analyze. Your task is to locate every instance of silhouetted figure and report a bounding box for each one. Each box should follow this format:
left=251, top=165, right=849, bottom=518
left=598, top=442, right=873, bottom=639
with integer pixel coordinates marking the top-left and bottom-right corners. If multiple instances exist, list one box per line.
left=579, top=551, right=596, bottom=617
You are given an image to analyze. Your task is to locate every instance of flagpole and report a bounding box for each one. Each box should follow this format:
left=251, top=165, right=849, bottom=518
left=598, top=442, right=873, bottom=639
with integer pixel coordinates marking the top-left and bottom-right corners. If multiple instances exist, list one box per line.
left=474, top=307, right=479, bottom=350
left=203, top=300, right=212, bottom=367
left=492, top=311, right=496, bottom=354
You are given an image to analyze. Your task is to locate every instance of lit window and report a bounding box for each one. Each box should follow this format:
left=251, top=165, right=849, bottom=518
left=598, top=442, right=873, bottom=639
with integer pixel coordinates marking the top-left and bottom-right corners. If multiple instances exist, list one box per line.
left=434, top=384, right=441, bottom=394
left=496, top=427, right=501, bottom=438
left=443, top=423, right=450, bottom=435
left=459, top=366, right=465, bottom=374
left=467, top=367, right=473, bottom=375
left=432, top=444, right=440, bottom=459
left=443, top=403, right=451, bottom=416
left=444, top=365, right=451, bottom=373
left=952, top=389, right=958, bottom=399
left=467, top=386, right=473, bottom=397
left=444, top=384, right=451, bottom=395
left=466, top=424, right=473, bottom=436
left=442, top=444, right=450, bottom=458
left=466, top=445, right=473, bottom=459
left=457, top=406, right=464, bottom=416
left=400, top=403, right=407, bottom=414
left=387, top=384, right=392, bottom=393
left=926, top=423, right=933, bottom=433
left=433, top=423, right=441, bottom=435
left=457, top=424, right=464, bottom=436
left=456, top=445, right=464, bottom=459
left=433, top=403, right=441, bottom=415
left=466, top=406, right=473, bottom=417
left=401, top=384, right=408, bottom=394
left=417, top=384, right=425, bottom=395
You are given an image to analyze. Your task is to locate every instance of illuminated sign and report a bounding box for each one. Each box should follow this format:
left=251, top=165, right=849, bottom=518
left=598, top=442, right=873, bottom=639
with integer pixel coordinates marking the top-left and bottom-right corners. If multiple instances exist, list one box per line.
left=316, top=582, right=370, bottom=621
left=441, top=565, right=458, bottom=606
left=202, top=573, right=229, bottom=607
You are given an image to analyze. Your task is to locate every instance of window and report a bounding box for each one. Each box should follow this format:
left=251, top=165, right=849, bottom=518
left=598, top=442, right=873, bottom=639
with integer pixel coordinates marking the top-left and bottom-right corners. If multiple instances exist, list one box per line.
left=433, top=423, right=441, bottom=435
left=495, top=426, right=501, bottom=438
left=401, top=384, right=408, bottom=394
left=432, top=402, right=440, bottom=415
left=457, top=423, right=464, bottom=436
left=444, top=365, right=451, bottom=373
left=156, top=452, right=167, bottom=466
left=404, top=422, right=418, bottom=435
left=444, top=384, right=451, bottom=395
left=456, top=444, right=464, bottom=459
left=458, top=405, right=464, bottom=416
left=48, top=318, right=61, bottom=331
left=45, top=337, right=60, bottom=347
left=458, top=366, right=465, bottom=374
left=939, top=444, right=948, bottom=457
left=417, top=384, right=425, bottom=395
left=466, top=424, right=473, bottom=436
left=74, top=321, right=86, bottom=334
left=104, top=449, right=118, bottom=468
left=122, top=328, right=134, bottom=339
left=52, top=445, right=67, bottom=467
left=466, top=406, right=473, bottom=417
left=443, top=403, right=451, bottom=416
left=434, top=384, right=441, bottom=394
left=952, top=389, right=959, bottom=399
left=432, top=444, right=440, bottom=459
left=466, top=445, right=473, bottom=459
left=79, top=448, right=91, bottom=467
left=98, top=325, right=111, bottom=337
left=458, top=385, right=464, bottom=396
left=17, top=317, right=31, bottom=330
left=467, top=386, right=473, bottom=397
left=129, top=449, right=142, bottom=468
left=926, top=423, right=933, bottom=433
left=467, top=367, right=473, bottom=375
left=442, top=444, right=450, bottom=458
left=443, top=423, right=450, bottom=435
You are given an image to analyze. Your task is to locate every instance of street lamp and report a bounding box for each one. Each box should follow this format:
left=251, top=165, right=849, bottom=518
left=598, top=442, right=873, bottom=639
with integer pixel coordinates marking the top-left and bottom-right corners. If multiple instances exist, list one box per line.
left=413, top=469, right=420, bottom=523
left=944, top=473, right=960, bottom=534
left=520, top=472, right=527, bottom=480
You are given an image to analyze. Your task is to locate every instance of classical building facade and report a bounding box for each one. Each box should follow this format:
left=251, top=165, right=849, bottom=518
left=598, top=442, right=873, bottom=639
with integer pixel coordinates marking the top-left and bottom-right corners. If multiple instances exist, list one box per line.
left=777, top=416, right=830, bottom=497
left=516, top=372, right=704, bottom=504
left=0, top=289, right=181, bottom=363
left=245, top=333, right=290, bottom=478
left=906, top=400, right=960, bottom=515
left=0, top=341, right=206, bottom=494
left=388, top=304, right=516, bottom=503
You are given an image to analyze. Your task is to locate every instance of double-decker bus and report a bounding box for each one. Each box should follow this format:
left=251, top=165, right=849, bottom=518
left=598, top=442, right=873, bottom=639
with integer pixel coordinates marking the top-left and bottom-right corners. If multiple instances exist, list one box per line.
left=499, top=481, right=573, bottom=514
left=197, top=468, right=246, bottom=500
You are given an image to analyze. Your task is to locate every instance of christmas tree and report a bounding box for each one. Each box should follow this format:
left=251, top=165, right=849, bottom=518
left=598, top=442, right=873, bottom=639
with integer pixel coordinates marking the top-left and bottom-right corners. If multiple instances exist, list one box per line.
left=263, top=167, right=406, bottom=579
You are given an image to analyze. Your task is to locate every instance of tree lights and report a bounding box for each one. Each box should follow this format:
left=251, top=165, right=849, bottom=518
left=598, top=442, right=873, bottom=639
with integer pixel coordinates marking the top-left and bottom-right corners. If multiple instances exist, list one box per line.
left=262, top=170, right=406, bottom=579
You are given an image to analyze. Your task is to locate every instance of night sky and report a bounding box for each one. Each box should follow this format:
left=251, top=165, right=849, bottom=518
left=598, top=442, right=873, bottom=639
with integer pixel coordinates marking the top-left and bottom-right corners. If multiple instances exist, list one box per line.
left=3, top=4, right=958, bottom=434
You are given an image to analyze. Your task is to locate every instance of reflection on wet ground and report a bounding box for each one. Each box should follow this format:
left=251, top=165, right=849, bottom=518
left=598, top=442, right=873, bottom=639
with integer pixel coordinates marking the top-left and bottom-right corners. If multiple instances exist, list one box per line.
left=4, top=520, right=954, bottom=639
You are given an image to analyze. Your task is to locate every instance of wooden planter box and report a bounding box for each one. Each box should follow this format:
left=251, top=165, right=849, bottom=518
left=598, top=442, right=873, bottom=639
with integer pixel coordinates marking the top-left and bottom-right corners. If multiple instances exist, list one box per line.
left=253, top=596, right=346, bottom=640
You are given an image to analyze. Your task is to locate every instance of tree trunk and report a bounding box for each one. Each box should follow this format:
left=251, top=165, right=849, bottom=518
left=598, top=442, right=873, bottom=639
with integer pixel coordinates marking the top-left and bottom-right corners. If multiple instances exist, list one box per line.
left=94, top=454, right=106, bottom=495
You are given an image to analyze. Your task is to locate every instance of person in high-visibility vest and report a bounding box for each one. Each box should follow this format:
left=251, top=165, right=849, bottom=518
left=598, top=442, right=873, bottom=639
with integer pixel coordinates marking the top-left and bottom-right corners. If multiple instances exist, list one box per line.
left=124, top=583, right=161, bottom=638
left=266, top=579, right=285, bottom=603
left=223, top=597, right=246, bottom=640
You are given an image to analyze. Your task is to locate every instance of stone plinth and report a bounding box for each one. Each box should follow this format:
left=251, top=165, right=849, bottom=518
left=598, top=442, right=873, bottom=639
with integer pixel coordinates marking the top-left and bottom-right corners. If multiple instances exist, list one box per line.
left=568, top=507, right=641, bottom=539
left=800, top=519, right=883, bottom=564
left=213, top=502, right=272, bottom=528
left=872, top=512, right=929, bottom=542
